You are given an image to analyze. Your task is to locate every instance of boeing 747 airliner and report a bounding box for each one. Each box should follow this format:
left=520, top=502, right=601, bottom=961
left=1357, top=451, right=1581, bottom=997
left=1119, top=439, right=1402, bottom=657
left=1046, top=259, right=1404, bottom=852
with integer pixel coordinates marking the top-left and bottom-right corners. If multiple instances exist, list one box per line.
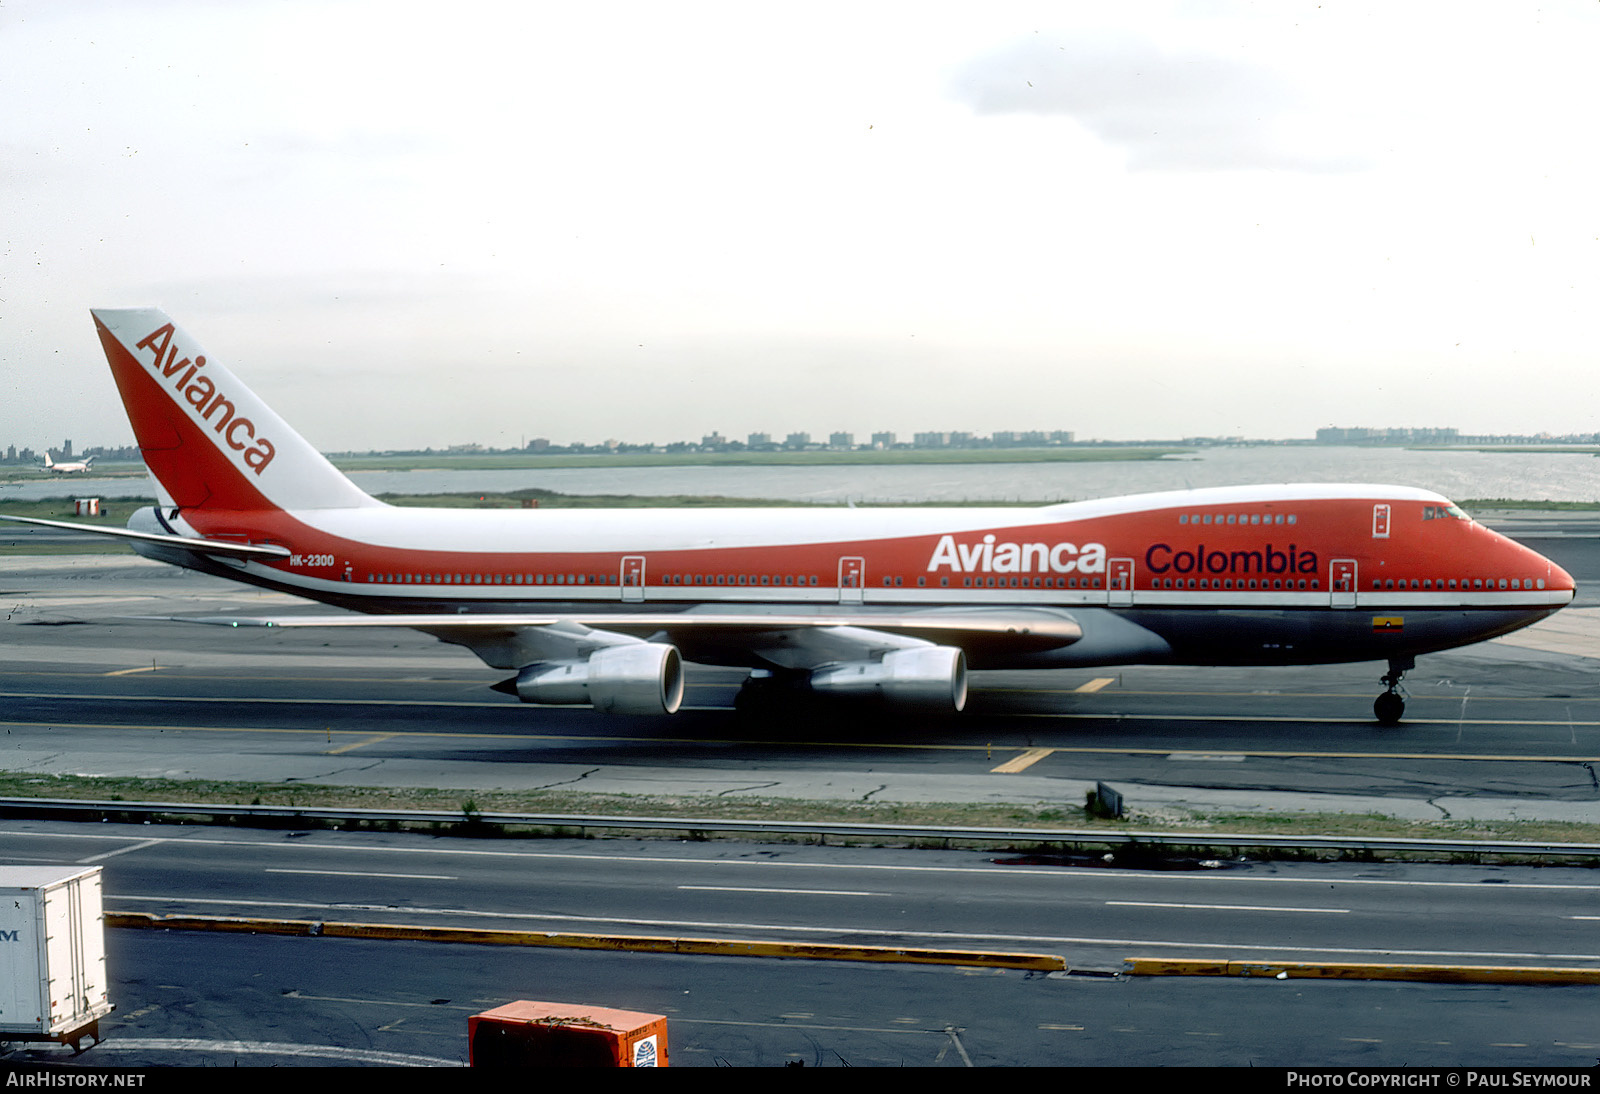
left=0, top=309, right=1574, bottom=723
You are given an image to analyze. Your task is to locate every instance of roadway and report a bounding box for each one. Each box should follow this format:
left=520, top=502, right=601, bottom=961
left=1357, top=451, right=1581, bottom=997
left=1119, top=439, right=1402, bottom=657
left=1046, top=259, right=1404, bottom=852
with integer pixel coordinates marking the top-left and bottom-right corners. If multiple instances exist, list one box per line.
left=3, top=819, right=1599, bottom=1067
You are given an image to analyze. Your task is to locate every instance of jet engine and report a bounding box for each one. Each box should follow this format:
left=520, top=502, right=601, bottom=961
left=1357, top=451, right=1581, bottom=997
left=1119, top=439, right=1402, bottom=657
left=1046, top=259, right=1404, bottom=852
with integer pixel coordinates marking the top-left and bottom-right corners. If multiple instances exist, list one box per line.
left=507, top=643, right=685, bottom=715
left=807, top=646, right=967, bottom=712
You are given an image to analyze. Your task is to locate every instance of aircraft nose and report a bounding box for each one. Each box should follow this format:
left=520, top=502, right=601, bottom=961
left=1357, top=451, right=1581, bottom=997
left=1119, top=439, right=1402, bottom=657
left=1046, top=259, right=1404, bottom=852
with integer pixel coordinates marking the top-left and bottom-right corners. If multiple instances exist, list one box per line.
left=1519, top=538, right=1574, bottom=599
left=1546, top=556, right=1576, bottom=596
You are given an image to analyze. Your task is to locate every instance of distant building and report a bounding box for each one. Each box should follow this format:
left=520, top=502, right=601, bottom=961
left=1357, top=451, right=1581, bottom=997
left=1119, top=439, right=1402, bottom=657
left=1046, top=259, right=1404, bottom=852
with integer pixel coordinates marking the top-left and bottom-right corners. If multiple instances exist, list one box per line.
left=784, top=432, right=811, bottom=450
left=1317, top=427, right=1460, bottom=445
left=993, top=431, right=1054, bottom=447
left=747, top=432, right=773, bottom=449
left=828, top=432, right=853, bottom=449
left=871, top=431, right=896, bottom=449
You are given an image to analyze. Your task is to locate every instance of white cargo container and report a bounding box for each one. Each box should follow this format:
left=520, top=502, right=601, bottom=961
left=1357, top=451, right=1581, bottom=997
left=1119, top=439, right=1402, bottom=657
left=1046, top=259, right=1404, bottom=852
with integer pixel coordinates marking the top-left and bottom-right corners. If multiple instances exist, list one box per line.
left=0, top=865, right=113, bottom=1048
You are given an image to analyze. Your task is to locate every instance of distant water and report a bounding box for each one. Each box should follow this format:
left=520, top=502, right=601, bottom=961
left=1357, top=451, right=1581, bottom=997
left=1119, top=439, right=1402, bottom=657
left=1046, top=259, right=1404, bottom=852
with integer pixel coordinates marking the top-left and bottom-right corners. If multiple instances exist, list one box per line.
left=6, top=447, right=1600, bottom=505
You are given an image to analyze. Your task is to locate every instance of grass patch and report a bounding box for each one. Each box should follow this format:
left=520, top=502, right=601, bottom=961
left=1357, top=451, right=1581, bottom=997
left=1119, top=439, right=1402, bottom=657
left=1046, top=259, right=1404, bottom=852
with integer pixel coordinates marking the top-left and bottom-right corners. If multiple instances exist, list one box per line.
left=0, top=541, right=136, bottom=555
left=0, top=465, right=146, bottom=484
left=0, top=497, right=150, bottom=520
left=1130, top=809, right=1600, bottom=846
left=1458, top=499, right=1600, bottom=511
left=1410, top=446, right=1600, bottom=455
left=3, top=772, right=1597, bottom=853
left=373, top=488, right=821, bottom=509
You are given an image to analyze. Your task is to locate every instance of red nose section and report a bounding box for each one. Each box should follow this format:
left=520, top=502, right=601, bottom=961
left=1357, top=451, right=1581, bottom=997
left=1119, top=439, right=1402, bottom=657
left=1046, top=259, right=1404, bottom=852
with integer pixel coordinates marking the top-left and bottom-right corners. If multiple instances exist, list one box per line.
left=1502, top=530, right=1574, bottom=601
left=1543, top=556, right=1576, bottom=597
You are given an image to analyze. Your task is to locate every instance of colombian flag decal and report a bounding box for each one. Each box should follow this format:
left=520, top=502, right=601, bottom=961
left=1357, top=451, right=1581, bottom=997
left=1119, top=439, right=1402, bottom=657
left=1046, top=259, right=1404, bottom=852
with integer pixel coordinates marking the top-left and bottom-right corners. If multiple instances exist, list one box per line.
left=1371, top=616, right=1404, bottom=633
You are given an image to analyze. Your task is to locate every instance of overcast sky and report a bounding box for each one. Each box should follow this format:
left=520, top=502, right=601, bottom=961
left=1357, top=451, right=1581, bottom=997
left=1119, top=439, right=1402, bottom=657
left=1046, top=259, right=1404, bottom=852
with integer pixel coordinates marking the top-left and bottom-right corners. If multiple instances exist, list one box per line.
left=4, top=1, right=1598, bottom=453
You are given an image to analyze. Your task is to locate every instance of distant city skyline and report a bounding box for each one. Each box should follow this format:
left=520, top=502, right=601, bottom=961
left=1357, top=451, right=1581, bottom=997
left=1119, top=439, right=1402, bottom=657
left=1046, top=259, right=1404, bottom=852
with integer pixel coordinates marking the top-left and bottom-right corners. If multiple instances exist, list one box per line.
left=9, top=423, right=1600, bottom=468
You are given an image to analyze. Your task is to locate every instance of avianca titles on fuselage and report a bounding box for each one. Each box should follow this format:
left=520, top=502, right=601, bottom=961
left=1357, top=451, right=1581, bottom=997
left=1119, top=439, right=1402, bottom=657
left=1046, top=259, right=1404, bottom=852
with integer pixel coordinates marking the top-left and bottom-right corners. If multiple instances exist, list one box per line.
left=3, top=308, right=1572, bottom=722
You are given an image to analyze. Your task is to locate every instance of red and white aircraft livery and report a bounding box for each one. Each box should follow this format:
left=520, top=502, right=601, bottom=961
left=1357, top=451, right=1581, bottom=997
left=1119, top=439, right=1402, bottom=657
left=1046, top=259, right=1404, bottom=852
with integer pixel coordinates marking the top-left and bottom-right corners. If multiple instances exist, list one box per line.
left=3, top=309, right=1575, bottom=723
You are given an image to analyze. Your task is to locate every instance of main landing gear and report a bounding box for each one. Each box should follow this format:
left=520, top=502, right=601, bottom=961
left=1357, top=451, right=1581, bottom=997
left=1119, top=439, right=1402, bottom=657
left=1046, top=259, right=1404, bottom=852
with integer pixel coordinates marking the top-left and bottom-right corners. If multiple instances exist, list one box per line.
left=1374, top=656, right=1414, bottom=725
left=733, top=669, right=810, bottom=720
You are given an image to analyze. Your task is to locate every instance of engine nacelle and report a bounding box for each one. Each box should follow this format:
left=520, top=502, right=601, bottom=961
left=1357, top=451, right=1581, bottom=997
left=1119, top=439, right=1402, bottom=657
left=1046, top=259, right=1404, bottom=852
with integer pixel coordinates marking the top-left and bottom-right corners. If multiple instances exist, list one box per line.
left=807, top=646, right=967, bottom=712
left=511, top=643, right=685, bottom=715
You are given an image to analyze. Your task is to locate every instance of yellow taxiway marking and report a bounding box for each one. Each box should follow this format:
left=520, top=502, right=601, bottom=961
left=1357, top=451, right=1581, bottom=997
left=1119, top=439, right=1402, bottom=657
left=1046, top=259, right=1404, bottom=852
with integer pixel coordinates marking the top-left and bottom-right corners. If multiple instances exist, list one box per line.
left=326, top=734, right=396, bottom=755
left=992, top=747, right=1056, bottom=774
left=103, top=666, right=158, bottom=676
left=1074, top=677, right=1116, bottom=693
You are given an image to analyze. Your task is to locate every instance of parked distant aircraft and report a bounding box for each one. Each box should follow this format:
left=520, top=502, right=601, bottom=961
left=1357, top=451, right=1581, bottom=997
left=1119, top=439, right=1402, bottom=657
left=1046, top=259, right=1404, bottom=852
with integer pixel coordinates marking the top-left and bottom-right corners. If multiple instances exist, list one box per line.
left=39, top=453, right=95, bottom=474
left=0, top=309, right=1575, bottom=723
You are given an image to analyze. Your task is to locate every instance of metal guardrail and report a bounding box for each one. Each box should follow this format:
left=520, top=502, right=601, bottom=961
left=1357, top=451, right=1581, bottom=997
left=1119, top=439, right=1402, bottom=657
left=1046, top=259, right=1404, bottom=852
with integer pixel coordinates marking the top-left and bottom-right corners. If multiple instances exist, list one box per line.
left=2, top=795, right=1598, bottom=858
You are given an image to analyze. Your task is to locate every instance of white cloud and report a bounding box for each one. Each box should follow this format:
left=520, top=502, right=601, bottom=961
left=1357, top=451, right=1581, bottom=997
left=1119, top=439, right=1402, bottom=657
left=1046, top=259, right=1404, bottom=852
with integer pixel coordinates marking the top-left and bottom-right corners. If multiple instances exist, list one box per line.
left=950, top=31, right=1365, bottom=172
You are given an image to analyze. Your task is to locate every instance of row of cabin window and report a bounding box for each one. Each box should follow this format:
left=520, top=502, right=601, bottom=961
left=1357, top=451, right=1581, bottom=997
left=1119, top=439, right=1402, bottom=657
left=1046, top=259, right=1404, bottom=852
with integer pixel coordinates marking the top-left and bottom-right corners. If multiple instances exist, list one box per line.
left=368, top=573, right=617, bottom=585
left=1178, top=512, right=1296, bottom=526
left=367, top=573, right=829, bottom=587
left=906, top=575, right=1104, bottom=589
left=663, top=574, right=820, bottom=586
left=1374, top=577, right=1546, bottom=590
left=1154, top=577, right=1319, bottom=590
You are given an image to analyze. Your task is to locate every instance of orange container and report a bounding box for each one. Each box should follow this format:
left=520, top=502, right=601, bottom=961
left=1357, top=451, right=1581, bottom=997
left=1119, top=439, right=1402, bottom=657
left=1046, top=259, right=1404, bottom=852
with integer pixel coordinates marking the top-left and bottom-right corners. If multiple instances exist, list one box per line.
left=469, top=1000, right=668, bottom=1067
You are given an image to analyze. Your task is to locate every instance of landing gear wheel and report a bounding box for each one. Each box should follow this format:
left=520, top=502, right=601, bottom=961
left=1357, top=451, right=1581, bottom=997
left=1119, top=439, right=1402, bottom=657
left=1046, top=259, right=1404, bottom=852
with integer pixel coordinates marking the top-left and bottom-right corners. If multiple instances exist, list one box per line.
left=1373, top=690, right=1405, bottom=725
left=1373, top=656, right=1413, bottom=725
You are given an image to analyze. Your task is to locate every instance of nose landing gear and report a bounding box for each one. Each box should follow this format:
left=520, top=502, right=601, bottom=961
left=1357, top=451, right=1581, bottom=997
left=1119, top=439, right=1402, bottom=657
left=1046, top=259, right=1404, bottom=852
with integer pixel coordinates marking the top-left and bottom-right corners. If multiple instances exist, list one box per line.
left=1374, top=656, right=1413, bottom=725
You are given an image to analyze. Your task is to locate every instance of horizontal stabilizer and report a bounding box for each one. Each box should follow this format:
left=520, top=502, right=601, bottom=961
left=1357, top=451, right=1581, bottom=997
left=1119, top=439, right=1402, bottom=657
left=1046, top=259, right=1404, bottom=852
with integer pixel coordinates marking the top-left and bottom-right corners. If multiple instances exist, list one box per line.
left=0, top=513, right=291, bottom=561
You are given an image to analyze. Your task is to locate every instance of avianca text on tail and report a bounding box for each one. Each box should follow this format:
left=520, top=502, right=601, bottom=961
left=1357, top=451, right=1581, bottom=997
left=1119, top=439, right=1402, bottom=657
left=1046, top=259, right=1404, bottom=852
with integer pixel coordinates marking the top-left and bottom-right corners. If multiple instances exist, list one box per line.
left=134, top=322, right=276, bottom=474
left=0, top=307, right=1571, bottom=726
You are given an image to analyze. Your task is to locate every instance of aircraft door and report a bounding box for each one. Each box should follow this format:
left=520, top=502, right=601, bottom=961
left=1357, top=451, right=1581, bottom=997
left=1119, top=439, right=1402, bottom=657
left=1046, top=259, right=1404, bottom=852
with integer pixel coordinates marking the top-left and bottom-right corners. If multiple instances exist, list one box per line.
left=1331, top=559, right=1357, bottom=608
left=621, top=556, right=645, bottom=602
left=838, top=556, right=865, bottom=604
left=1108, top=558, right=1134, bottom=607
left=1372, top=504, right=1391, bottom=538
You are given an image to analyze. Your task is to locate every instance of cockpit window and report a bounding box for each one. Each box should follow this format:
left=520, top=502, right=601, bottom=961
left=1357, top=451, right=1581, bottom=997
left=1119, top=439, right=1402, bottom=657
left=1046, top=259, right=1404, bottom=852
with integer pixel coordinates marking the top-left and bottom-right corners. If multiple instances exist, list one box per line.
left=1424, top=504, right=1471, bottom=522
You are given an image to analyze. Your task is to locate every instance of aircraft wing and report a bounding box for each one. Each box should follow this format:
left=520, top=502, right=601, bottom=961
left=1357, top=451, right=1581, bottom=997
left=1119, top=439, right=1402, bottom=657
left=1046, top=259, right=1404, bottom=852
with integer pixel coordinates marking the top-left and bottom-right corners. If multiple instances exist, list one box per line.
left=0, top=513, right=292, bottom=561
left=177, top=608, right=1084, bottom=669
